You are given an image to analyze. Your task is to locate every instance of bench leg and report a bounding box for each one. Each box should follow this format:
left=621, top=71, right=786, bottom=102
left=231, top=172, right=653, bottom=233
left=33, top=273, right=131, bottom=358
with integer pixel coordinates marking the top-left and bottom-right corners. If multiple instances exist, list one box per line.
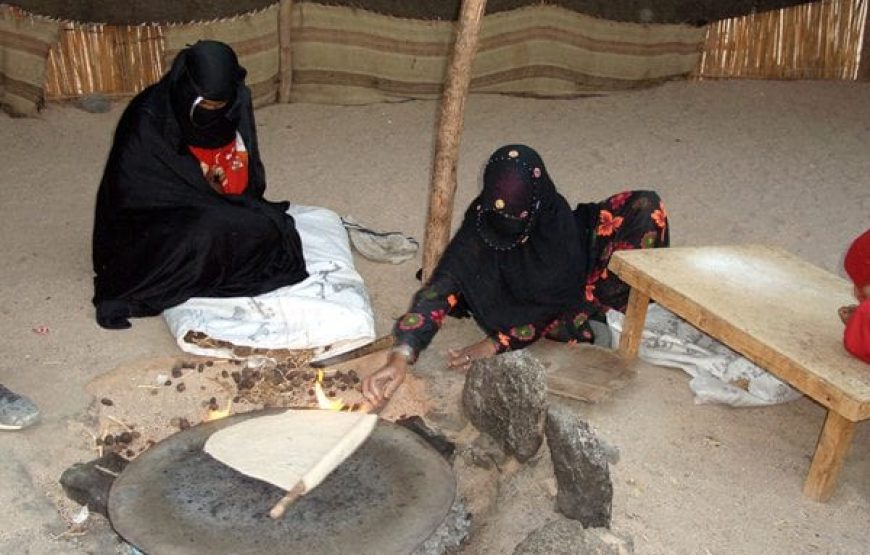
left=618, top=288, right=650, bottom=360
left=803, top=410, right=856, bottom=502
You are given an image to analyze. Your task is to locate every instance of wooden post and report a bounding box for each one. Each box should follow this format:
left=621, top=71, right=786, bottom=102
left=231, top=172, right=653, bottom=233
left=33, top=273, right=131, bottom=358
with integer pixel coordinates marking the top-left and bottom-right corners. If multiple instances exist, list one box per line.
left=278, top=0, right=294, bottom=102
left=859, top=8, right=870, bottom=81
left=421, top=0, right=487, bottom=281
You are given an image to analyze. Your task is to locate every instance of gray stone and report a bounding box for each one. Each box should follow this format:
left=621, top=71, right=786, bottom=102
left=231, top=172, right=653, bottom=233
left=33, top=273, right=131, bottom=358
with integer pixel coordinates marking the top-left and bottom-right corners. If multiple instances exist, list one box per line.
left=545, top=405, right=613, bottom=528
left=462, top=350, right=548, bottom=462
left=59, top=452, right=128, bottom=516
left=76, top=93, right=112, bottom=113
left=513, top=519, right=633, bottom=555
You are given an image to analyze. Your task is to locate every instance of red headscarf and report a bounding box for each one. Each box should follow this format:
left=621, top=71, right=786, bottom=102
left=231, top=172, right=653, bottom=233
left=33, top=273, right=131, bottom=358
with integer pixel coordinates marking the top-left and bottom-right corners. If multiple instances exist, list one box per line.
left=844, top=229, right=870, bottom=289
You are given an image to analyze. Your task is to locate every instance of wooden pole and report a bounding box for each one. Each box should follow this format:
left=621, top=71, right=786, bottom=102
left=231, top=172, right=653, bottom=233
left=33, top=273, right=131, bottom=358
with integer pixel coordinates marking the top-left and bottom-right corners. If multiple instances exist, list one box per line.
left=858, top=7, right=870, bottom=81
left=421, top=0, right=487, bottom=281
left=278, top=0, right=294, bottom=102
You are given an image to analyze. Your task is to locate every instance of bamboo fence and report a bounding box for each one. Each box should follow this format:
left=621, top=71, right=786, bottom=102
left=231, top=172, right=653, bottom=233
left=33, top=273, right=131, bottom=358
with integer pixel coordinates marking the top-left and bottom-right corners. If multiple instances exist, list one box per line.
left=39, top=0, right=870, bottom=100
left=44, top=23, right=165, bottom=99
left=694, top=0, right=868, bottom=80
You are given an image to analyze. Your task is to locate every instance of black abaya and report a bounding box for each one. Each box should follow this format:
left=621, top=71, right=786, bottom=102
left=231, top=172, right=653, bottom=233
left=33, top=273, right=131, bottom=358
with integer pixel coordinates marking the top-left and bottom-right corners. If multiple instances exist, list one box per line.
left=92, top=41, right=308, bottom=329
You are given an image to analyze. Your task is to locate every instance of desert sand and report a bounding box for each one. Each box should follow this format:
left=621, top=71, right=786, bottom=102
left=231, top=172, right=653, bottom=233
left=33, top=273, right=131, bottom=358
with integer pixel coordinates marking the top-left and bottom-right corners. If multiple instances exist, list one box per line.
left=0, top=79, right=868, bottom=554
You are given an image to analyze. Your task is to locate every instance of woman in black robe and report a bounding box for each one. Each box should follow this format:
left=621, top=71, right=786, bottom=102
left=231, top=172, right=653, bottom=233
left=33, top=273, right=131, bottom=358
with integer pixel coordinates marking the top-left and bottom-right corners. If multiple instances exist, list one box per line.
left=92, top=41, right=308, bottom=329
left=363, top=144, right=669, bottom=406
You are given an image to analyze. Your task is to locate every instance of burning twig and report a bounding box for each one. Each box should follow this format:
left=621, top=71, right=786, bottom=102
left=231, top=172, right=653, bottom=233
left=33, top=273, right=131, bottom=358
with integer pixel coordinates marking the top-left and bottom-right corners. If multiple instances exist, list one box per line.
left=204, top=399, right=234, bottom=422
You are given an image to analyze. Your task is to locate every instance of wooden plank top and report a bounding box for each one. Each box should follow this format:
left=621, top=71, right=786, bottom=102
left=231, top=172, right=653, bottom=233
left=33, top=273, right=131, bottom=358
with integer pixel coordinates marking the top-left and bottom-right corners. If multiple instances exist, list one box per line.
left=609, top=245, right=870, bottom=421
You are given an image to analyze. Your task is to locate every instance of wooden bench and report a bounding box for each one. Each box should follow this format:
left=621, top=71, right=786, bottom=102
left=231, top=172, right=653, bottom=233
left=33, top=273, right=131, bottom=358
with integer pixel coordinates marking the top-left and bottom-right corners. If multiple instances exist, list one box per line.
left=608, top=245, right=870, bottom=501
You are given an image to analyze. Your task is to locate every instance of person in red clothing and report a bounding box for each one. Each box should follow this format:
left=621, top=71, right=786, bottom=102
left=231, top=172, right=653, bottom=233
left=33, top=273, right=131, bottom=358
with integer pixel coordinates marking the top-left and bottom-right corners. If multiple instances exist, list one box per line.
left=363, top=144, right=669, bottom=407
left=839, top=229, right=870, bottom=364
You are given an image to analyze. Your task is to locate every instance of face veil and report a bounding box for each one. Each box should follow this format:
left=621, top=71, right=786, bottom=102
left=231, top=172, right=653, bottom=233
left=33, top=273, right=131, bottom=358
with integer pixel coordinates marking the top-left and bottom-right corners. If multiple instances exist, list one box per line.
left=168, top=40, right=248, bottom=148
left=433, top=144, right=588, bottom=332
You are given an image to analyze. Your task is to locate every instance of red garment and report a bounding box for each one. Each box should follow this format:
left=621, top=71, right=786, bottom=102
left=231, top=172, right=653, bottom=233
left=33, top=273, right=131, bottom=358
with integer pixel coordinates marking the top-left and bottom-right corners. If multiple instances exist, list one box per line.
left=844, top=228, right=870, bottom=289
left=844, top=299, right=870, bottom=364
left=189, top=134, right=249, bottom=195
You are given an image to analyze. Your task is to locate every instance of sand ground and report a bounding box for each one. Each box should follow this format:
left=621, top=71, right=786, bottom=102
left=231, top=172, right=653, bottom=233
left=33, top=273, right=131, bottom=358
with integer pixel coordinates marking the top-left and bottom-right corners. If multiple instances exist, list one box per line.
left=0, top=80, right=868, bottom=554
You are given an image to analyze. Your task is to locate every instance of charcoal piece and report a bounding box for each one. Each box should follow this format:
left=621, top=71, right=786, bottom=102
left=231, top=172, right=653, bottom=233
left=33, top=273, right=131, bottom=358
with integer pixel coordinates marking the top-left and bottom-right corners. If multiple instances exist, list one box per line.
left=171, top=367, right=183, bottom=378
left=545, top=405, right=613, bottom=528
left=59, top=452, right=129, bottom=516
left=462, top=350, right=547, bottom=462
left=100, top=398, right=114, bottom=406
left=396, top=416, right=455, bottom=462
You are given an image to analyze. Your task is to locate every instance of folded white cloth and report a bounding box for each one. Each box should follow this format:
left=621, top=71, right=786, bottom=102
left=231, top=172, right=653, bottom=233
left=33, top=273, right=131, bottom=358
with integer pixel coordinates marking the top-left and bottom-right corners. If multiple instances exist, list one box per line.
left=163, top=205, right=375, bottom=360
left=607, top=304, right=801, bottom=407
left=342, top=216, right=419, bottom=264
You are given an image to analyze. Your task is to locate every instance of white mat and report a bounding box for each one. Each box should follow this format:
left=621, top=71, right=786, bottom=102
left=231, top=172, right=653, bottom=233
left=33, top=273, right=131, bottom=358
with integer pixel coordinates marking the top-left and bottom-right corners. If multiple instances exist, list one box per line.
left=607, top=304, right=801, bottom=407
left=163, top=205, right=375, bottom=361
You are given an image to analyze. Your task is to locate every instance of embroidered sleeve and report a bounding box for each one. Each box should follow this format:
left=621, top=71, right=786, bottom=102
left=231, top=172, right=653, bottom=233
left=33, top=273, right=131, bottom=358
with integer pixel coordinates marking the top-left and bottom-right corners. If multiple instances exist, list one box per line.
left=393, top=274, right=462, bottom=359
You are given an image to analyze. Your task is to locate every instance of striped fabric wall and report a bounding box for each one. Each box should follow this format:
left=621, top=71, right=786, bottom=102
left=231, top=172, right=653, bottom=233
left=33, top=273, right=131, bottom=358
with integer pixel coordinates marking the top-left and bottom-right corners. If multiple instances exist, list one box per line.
left=289, top=3, right=705, bottom=104
left=0, top=5, right=59, bottom=116
left=163, top=4, right=280, bottom=108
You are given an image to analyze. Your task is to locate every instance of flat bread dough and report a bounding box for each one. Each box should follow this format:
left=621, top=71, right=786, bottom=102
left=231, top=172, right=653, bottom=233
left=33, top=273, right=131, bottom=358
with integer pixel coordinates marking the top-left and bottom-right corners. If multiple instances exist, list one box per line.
left=204, top=409, right=378, bottom=492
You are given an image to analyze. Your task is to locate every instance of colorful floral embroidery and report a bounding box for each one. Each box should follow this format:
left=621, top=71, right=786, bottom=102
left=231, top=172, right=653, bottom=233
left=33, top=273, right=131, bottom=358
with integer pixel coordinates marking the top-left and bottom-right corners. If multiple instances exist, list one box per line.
left=510, top=324, right=536, bottom=341
left=596, top=210, right=624, bottom=237
left=651, top=201, right=667, bottom=229
left=397, top=313, right=425, bottom=331
left=421, top=287, right=440, bottom=300
left=430, top=309, right=447, bottom=326
left=446, top=294, right=458, bottom=308
left=585, top=283, right=596, bottom=302
left=609, top=191, right=632, bottom=210
left=543, top=319, right=561, bottom=336
left=497, top=332, right=511, bottom=347
left=572, top=313, right=588, bottom=329
left=600, top=268, right=608, bottom=280
left=613, top=241, right=634, bottom=251
left=582, top=330, right=592, bottom=340
left=641, top=230, right=658, bottom=249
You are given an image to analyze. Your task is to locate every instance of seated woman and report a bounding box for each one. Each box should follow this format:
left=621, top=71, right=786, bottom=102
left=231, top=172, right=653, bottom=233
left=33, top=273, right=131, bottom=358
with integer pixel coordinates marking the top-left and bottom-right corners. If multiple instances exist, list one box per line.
left=92, top=41, right=308, bottom=329
left=363, top=144, right=669, bottom=406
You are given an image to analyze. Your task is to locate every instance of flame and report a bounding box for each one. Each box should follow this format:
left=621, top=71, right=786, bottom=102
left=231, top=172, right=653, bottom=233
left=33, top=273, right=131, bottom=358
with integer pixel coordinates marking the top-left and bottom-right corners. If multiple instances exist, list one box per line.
left=204, top=399, right=234, bottom=422
left=314, top=370, right=345, bottom=411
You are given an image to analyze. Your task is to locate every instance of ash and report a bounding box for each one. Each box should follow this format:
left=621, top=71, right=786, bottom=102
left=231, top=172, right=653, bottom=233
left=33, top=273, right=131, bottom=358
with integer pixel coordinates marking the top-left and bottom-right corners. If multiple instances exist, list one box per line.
left=412, top=496, right=471, bottom=555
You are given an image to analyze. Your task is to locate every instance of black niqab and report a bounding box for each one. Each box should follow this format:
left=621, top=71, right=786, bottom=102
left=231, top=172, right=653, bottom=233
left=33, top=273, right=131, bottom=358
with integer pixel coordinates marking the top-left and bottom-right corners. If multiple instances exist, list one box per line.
left=92, top=41, right=308, bottom=329
left=433, top=145, right=591, bottom=332
left=169, top=40, right=246, bottom=148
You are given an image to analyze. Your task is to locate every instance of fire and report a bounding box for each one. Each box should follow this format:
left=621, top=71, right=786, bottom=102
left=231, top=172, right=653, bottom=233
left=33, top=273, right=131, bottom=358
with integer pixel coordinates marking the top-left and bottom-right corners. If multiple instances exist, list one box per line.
left=205, top=399, right=234, bottom=422
left=314, top=370, right=344, bottom=411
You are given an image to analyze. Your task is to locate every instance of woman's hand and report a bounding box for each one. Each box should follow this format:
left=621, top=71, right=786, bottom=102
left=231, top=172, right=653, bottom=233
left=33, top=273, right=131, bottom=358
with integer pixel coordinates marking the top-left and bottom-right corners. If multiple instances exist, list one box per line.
left=447, top=338, right=498, bottom=371
left=362, top=353, right=409, bottom=409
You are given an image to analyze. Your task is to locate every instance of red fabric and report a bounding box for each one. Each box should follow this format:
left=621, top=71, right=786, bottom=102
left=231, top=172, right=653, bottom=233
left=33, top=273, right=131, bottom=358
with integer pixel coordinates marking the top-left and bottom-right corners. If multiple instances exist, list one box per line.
left=844, top=299, right=870, bottom=364
left=844, top=228, right=870, bottom=289
left=189, top=136, right=249, bottom=195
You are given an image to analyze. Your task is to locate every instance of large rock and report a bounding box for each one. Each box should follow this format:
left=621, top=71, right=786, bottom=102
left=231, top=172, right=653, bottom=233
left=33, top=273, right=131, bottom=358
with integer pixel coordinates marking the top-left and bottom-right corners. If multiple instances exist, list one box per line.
left=462, top=350, right=548, bottom=462
left=59, top=452, right=128, bottom=516
left=545, top=405, right=613, bottom=528
left=513, top=518, right=633, bottom=555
